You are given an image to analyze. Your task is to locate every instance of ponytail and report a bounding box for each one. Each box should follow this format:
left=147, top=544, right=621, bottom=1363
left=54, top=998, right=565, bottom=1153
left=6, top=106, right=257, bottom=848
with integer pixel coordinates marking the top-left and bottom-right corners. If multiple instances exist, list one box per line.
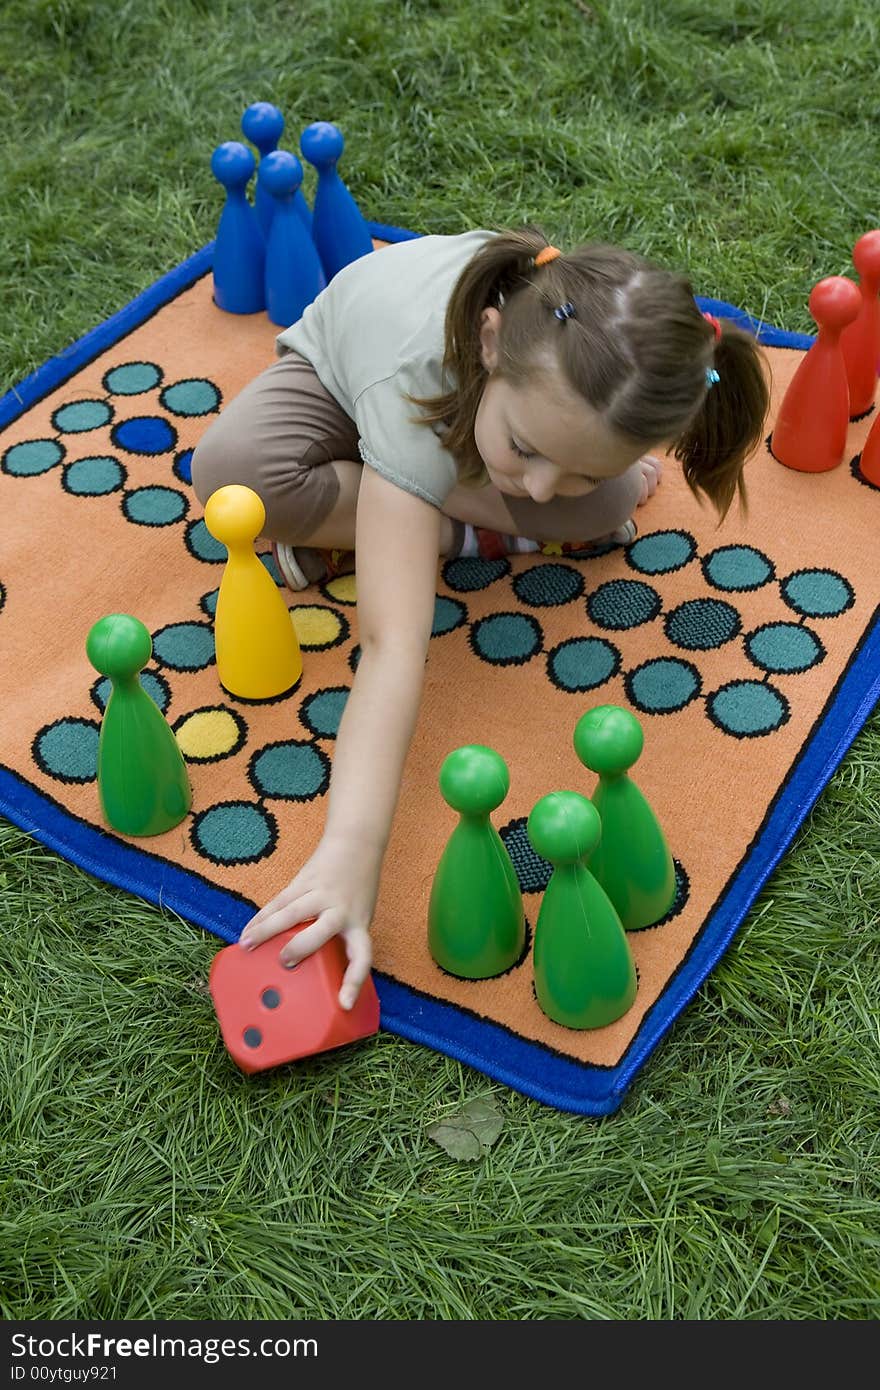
left=673, top=322, right=770, bottom=520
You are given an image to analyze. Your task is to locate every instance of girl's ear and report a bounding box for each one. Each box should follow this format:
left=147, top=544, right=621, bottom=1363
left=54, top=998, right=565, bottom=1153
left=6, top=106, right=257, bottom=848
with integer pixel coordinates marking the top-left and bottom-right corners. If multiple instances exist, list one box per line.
left=478, top=307, right=502, bottom=373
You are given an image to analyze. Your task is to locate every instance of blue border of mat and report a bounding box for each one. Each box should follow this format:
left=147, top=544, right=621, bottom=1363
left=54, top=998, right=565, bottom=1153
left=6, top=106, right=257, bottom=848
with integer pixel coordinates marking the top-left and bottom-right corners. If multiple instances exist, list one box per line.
left=2, top=223, right=878, bottom=1116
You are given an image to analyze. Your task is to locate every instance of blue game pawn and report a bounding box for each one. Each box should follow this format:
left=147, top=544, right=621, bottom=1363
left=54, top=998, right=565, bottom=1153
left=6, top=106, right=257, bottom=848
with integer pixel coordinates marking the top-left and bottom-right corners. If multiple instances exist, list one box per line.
left=210, top=141, right=265, bottom=314
left=241, top=101, right=285, bottom=238
left=260, top=150, right=326, bottom=328
left=299, top=121, right=373, bottom=281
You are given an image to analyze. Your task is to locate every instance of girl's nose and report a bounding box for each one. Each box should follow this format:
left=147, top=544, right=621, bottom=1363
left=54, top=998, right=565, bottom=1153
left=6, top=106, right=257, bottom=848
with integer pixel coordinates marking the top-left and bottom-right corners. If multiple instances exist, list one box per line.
left=524, top=469, right=557, bottom=503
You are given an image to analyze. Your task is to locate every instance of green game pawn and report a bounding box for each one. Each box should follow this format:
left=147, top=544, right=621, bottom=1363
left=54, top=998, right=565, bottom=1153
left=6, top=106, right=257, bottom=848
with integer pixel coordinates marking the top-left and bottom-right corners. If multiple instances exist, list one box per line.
left=573, top=704, right=676, bottom=931
left=86, top=614, right=192, bottom=837
left=527, top=792, right=637, bottom=1029
left=428, top=745, right=525, bottom=979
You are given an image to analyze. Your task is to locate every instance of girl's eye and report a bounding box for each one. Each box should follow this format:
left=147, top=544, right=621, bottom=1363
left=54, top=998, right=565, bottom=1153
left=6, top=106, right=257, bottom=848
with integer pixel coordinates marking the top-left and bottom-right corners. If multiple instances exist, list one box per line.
left=510, top=438, right=535, bottom=460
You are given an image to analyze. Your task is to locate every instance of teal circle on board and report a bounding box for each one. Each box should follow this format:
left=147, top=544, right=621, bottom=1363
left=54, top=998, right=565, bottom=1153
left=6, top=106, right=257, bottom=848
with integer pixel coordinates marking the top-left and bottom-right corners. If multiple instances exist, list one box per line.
left=470, top=612, right=542, bottom=665
left=64, top=455, right=125, bottom=495
left=664, top=598, right=741, bottom=651
left=499, top=816, right=552, bottom=894
left=52, top=400, right=113, bottom=433
left=703, top=544, right=774, bottom=591
left=627, top=530, right=696, bottom=575
left=34, top=718, right=99, bottom=782
left=192, top=801, right=277, bottom=864
left=201, top=589, right=219, bottom=618
left=588, top=579, right=662, bottom=630
left=513, top=563, right=584, bottom=608
left=186, top=518, right=227, bottom=563
left=547, top=636, right=620, bottom=692
left=432, top=595, right=467, bottom=636
left=93, top=670, right=170, bottom=713
left=123, top=485, right=188, bottom=526
left=249, top=740, right=330, bottom=801
left=2, top=438, right=65, bottom=476
left=103, top=362, right=163, bottom=395
left=626, top=657, right=701, bottom=713
left=707, top=680, right=789, bottom=736
left=745, top=622, right=824, bottom=674
left=443, top=556, right=509, bottom=592
left=152, top=622, right=215, bottom=671
left=300, top=687, right=350, bottom=739
left=160, top=378, right=222, bottom=417
left=780, top=569, right=853, bottom=618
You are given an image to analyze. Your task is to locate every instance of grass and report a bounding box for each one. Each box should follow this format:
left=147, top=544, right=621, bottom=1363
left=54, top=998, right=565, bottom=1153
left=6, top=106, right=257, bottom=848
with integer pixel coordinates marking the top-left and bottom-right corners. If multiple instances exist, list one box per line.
left=2, top=0, right=880, bottom=1321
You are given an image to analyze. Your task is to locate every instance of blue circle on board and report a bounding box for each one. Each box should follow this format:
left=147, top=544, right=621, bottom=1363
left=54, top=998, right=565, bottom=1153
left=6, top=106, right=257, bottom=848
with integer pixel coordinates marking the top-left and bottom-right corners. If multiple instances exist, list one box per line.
left=499, top=816, right=552, bottom=895
left=745, top=622, right=824, bottom=674
left=52, top=400, right=113, bottom=433
left=707, top=680, right=789, bottom=737
left=2, top=438, right=65, bottom=476
left=64, top=455, right=125, bottom=496
left=111, top=415, right=177, bottom=455
left=192, top=801, right=276, bottom=864
left=471, top=612, right=542, bottom=665
left=173, top=449, right=193, bottom=484
left=103, top=362, right=163, bottom=395
left=123, top=485, right=188, bottom=526
left=34, top=718, right=99, bottom=781
left=548, top=636, right=620, bottom=692
left=160, top=379, right=221, bottom=417
left=626, top=657, right=701, bottom=714
left=780, top=569, right=853, bottom=618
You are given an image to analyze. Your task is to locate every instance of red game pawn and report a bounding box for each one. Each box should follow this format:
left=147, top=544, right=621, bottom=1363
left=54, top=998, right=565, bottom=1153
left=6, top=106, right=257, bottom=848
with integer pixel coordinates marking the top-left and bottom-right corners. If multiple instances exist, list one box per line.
left=840, top=230, right=880, bottom=419
left=209, top=919, right=380, bottom=1073
left=770, top=276, right=861, bottom=473
left=857, top=407, right=880, bottom=487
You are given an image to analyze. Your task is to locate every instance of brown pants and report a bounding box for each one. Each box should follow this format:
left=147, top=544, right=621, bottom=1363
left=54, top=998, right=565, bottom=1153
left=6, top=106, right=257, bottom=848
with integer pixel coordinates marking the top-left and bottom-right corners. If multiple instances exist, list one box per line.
left=191, top=351, right=643, bottom=545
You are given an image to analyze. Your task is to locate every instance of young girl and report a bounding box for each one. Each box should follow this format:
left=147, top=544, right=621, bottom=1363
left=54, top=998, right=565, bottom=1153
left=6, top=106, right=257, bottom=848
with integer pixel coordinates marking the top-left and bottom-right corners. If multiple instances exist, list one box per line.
left=191, top=225, right=769, bottom=1009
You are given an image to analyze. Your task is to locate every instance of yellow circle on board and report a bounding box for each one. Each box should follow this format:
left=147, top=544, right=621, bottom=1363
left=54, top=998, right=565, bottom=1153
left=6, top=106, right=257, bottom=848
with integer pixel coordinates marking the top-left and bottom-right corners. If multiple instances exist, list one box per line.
left=175, top=708, right=244, bottom=760
left=324, top=573, right=357, bottom=605
left=291, top=605, right=345, bottom=648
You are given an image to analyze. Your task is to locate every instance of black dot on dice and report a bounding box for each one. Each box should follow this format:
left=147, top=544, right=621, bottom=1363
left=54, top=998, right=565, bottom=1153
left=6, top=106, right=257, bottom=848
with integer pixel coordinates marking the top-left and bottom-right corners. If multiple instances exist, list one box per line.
left=243, top=1027, right=262, bottom=1048
left=261, top=988, right=281, bottom=1009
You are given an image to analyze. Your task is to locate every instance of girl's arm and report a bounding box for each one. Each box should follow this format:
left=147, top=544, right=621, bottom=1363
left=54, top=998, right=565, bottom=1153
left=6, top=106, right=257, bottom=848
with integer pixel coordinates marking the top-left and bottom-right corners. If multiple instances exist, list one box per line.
left=238, top=463, right=443, bottom=1007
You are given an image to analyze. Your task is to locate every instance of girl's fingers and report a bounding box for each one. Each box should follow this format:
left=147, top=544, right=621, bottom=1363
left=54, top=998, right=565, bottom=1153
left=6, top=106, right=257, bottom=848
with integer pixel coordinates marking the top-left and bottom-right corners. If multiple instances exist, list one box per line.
left=238, top=890, right=322, bottom=948
left=278, top=910, right=344, bottom=968
left=338, top=931, right=373, bottom=1011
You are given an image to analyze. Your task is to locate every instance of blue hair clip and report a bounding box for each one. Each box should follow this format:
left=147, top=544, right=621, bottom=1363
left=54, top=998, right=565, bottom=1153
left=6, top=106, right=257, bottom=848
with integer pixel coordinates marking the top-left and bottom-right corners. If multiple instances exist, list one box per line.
left=554, top=301, right=576, bottom=321
left=706, top=367, right=720, bottom=388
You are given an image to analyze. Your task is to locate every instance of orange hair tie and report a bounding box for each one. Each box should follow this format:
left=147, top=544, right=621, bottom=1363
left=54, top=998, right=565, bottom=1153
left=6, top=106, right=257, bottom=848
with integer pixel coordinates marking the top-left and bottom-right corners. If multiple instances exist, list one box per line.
left=534, top=245, right=562, bottom=267
left=702, top=311, right=722, bottom=341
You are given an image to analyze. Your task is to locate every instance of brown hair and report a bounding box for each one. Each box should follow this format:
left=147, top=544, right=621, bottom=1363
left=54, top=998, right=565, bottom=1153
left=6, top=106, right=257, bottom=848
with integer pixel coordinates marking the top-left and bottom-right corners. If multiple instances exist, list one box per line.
left=412, top=225, right=770, bottom=520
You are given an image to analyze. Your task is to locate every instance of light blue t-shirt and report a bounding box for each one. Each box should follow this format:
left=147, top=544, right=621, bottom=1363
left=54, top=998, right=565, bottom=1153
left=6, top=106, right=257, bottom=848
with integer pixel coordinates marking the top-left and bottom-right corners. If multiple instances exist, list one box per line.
left=276, top=229, right=495, bottom=507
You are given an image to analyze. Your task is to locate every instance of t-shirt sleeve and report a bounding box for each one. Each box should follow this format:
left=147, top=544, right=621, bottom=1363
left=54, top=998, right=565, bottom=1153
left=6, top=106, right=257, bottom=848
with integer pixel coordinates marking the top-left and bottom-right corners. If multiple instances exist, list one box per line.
left=354, top=371, right=459, bottom=508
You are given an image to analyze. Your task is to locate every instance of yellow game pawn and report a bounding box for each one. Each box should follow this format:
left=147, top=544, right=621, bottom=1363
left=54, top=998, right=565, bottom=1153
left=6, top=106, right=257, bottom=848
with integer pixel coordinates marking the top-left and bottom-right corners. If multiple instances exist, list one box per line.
left=204, top=484, right=303, bottom=700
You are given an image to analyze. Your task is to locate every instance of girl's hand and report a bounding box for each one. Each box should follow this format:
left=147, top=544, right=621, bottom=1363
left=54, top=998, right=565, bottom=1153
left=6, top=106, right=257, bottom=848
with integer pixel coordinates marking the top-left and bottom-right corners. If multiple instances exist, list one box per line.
left=636, top=454, right=663, bottom=504
left=237, top=833, right=382, bottom=1010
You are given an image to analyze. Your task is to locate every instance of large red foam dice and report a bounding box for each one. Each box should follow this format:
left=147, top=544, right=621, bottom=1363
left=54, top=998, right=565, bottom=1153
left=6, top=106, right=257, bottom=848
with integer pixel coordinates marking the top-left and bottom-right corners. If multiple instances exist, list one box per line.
left=209, top=921, right=380, bottom=1073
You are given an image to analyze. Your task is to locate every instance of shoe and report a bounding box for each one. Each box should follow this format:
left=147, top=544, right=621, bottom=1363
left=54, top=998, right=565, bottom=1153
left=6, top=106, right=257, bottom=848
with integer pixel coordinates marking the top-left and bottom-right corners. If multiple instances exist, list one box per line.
left=546, top=520, right=638, bottom=558
left=272, top=542, right=355, bottom=592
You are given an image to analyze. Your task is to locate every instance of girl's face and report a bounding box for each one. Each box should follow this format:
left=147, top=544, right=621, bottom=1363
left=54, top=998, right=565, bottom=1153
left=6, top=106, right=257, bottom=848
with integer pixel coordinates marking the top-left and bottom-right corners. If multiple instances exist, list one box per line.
left=473, top=308, right=647, bottom=503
